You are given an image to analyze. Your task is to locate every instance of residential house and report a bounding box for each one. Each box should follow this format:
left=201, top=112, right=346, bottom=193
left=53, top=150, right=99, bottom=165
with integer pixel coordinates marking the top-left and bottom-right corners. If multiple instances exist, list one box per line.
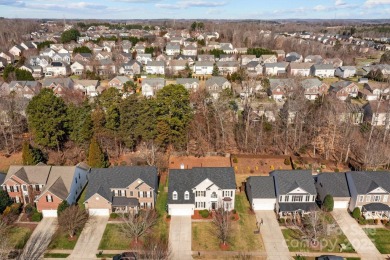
left=259, top=54, right=277, bottom=64
left=363, top=101, right=390, bottom=128
left=167, top=60, right=187, bottom=74
left=52, top=53, right=71, bottom=64
left=73, top=53, right=93, bottom=63
left=176, top=55, right=196, bottom=65
left=134, top=45, right=145, bottom=54
left=145, top=61, right=165, bottom=75
left=246, top=176, right=276, bottom=210
left=304, top=55, right=323, bottom=64
left=7, top=81, right=42, bottom=99
left=335, top=66, right=356, bottom=78
left=73, top=79, right=100, bottom=97
left=220, top=43, right=235, bottom=54
left=0, top=57, right=8, bottom=70
left=176, top=78, right=199, bottom=92
left=193, top=61, right=214, bottom=75
left=70, top=61, right=93, bottom=75
left=40, top=48, right=56, bottom=58
left=273, top=50, right=285, bottom=60
left=42, top=78, right=74, bottom=96
left=268, top=78, right=295, bottom=100
left=165, top=43, right=181, bottom=56
left=336, top=102, right=364, bottom=125
left=301, top=78, right=329, bottom=100
left=0, top=52, right=14, bottom=64
left=197, top=55, right=215, bottom=62
left=118, top=60, right=142, bottom=76
left=330, top=81, right=359, bottom=101
left=245, top=61, right=263, bottom=76
left=116, top=53, right=132, bottom=64
left=108, top=76, right=131, bottom=91
left=240, top=55, right=258, bottom=66
left=311, top=64, right=335, bottom=78
left=288, top=63, right=313, bottom=77
left=219, top=54, right=237, bottom=62
left=84, top=166, right=158, bottom=216
left=96, top=59, right=116, bottom=76
left=136, top=54, right=153, bottom=65
left=9, top=45, right=24, bottom=57
left=264, top=62, right=288, bottom=76
left=182, top=44, right=197, bottom=56
left=168, top=167, right=236, bottom=216
left=216, top=61, right=239, bottom=75
left=95, top=52, right=112, bottom=61
left=206, top=76, right=231, bottom=99
left=285, top=52, right=303, bottom=63
left=322, top=58, right=343, bottom=68
left=315, top=172, right=351, bottom=209
left=363, top=81, right=390, bottom=101
left=142, top=78, right=165, bottom=97
left=45, top=62, right=70, bottom=77
left=346, top=171, right=390, bottom=219
left=1, top=163, right=90, bottom=217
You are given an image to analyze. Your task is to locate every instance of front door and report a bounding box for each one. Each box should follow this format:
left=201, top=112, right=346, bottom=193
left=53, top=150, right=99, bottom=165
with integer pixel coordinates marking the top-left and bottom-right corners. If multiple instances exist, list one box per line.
left=212, top=202, right=216, bottom=210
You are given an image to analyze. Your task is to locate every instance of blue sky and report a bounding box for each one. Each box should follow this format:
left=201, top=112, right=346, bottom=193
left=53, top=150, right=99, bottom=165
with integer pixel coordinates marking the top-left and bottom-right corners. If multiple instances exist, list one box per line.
left=0, top=0, right=389, bottom=19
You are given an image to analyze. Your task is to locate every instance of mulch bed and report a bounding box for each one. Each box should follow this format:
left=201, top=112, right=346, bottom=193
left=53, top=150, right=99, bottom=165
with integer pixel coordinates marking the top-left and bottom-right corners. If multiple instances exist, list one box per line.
left=192, top=210, right=213, bottom=220
left=230, top=212, right=239, bottom=221
left=219, top=243, right=230, bottom=250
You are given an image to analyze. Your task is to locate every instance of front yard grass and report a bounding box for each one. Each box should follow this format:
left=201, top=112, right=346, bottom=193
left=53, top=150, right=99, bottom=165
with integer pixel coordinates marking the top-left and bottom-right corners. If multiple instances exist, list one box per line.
left=8, top=226, right=33, bottom=249
left=283, top=213, right=354, bottom=253
left=48, top=229, right=82, bottom=250
left=364, top=228, right=390, bottom=254
left=192, top=193, right=264, bottom=251
left=99, top=223, right=130, bottom=250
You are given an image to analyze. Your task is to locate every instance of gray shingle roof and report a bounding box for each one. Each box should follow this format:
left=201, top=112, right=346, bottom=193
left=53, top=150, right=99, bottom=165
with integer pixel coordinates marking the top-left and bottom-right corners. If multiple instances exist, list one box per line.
left=205, top=76, right=228, bottom=87
left=246, top=176, right=276, bottom=199
left=86, top=166, right=158, bottom=203
left=279, top=202, right=318, bottom=212
left=168, top=167, right=236, bottom=204
left=271, top=170, right=317, bottom=195
left=316, top=172, right=350, bottom=197
left=176, top=78, right=199, bottom=85
left=346, top=171, right=390, bottom=194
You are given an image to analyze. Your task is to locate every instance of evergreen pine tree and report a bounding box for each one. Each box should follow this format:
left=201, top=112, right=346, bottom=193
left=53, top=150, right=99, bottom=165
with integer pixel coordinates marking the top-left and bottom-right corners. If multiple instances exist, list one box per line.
left=87, top=138, right=108, bottom=168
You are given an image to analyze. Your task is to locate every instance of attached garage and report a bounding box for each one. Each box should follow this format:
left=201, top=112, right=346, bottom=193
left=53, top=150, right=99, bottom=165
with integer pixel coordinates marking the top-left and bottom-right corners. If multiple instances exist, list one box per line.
left=42, top=210, right=58, bottom=218
left=168, top=204, right=194, bottom=216
left=88, top=208, right=110, bottom=216
left=251, top=198, right=276, bottom=211
left=334, top=200, right=349, bottom=209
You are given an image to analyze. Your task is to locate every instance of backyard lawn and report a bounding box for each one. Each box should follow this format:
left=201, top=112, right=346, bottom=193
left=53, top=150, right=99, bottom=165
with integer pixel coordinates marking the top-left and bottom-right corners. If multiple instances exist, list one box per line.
left=283, top=213, right=354, bottom=253
left=99, top=224, right=130, bottom=250
left=8, top=226, right=33, bottom=249
left=192, top=193, right=264, bottom=251
left=364, top=228, right=390, bottom=254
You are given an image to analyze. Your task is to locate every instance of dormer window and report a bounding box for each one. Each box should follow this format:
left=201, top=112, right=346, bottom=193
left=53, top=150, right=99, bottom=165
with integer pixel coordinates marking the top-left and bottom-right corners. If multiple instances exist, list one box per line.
left=184, top=191, right=189, bottom=200
left=173, top=191, right=178, bottom=200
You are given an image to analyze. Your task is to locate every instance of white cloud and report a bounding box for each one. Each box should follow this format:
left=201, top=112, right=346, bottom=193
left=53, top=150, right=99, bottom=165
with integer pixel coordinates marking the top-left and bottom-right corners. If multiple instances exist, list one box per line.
left=335, top=0, right=346, bottom=6
left=365, top=0, right=390, bottom=7
left=156, top=0, right=226, bottom=9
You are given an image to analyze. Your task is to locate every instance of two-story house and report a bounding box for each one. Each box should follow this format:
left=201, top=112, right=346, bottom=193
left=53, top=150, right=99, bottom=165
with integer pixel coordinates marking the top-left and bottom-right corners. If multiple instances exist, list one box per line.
left=263, top=62, right=288, bottom=76
left=330, top=81, right=359, bottom=101
left=315, top=172, right=351, bottom=209
left=168, top=167, right=236, bottom=216
left=205, top=76, right=231, bottom=99
left=84, top=166, right=158, bottom=216
left=311, top=64, right=335, bottom=78
left=216, top=61, right=239, bottom=75
left=176, top=78, right=199, bottom=92
left=193, top=61, right=214, bottom=75
left=346, top=171, right=390, bottom=219
left=335, top=66, right=356, bottom=78
left=108, top=76, right=131, bottom=92
left=1, top=163, right=90, bottom=217
left=118, top=60, right=142, bottom=76
left=145, top=61, right=165, bottom=75
left=288, top=63, right=313, bottom=77
left=142, top=78, right=166, bottom=97
left=301, top=78, right=329, bottom=100
left=363, top=101, right=390, bottom=129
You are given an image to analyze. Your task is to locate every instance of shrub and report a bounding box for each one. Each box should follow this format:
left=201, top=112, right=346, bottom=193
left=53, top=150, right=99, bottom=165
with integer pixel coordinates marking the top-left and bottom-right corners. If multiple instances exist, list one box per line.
left=322, top=195, right=334, bottom=212
left=120, top=161, right=127, bottom=166
left=166, top=215, right=171, bottom=219
left=285, top=218, right=292, bottom=225
left=110, top=213, right=119, bottom=219
left=31, top=212, right=43, bottom=222
left=10, top=203, right=22, bottom=215
left=278, top=218, right=285, bottom=224
left=232, top=209, right=236, bottom=214
left=25, top=204, right=35, bottom=215
left=250, top=169, right=254, bottom=173
left=358, top=217, right=367, bottom=225
left=232, top=157, right=238, bottom=163
left=382, top=219, right=388, bottom=225
left=57, top=200, right=70, bottom=216
left=199, top=209, right=209, bottom=218
left=334, top=168, right=340, bottom=172
left=283, top=158, right=290, bottom=165
left=375, top=219, right=381, bottom=225
left=231, top=216, right=235, bottom=220
left=367, top=219, right=375, bottom=225
left=352, top=207, right=361, bottom=219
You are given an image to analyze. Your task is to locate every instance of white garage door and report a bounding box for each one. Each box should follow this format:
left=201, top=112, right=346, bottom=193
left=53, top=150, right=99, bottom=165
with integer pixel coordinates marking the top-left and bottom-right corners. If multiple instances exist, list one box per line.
left=252, top=199, right=276, bottom=211
left=169, top=207, right=193, bottom=216
left=89, top=208, right=110, bottom=216
left=334, top=201, right=349, bottom=209
left=42, top=210, right=57, bottom=218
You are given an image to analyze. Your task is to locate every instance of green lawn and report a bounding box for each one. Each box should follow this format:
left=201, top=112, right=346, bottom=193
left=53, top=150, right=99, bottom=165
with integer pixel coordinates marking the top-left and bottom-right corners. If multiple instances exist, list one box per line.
left=192, top=193, right=264, bottom=251
left=48, top=229, right=81, bottom=250
left=8, top=226, right=33, bottom=249
left=43, top=253, right=70, bottom=258
left=154, top=180, right=169, bottom=240
left=99, top=224, right=130, bottom=250
left=364, top=228, right=390, bottom=254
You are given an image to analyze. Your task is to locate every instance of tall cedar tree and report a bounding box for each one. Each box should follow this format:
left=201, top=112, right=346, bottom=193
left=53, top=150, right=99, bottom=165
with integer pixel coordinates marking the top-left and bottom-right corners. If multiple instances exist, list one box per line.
left=22, top=141, right=43, bottom=165
left=26, top=89, right=68, bottom=151
left=0, top=190, right=13, bottom=214
left=68, top=102, right=93, bottom=145
left=212, top=63, right=220, bottom=76
left=87, top=138, right=109, bottom=168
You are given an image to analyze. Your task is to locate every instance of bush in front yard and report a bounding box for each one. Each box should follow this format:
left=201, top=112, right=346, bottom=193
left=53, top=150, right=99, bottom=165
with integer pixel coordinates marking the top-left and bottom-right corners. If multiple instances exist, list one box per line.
left=199, top=210, right=209, bottom=218
left=232, top=157, right=238, bottom=163
left=322, top=195, right=334, bottom=212
left=283, top=158, right=290, bottom=165
left=31, top=212, right=43, bottom=222
left=110, top=213, right=119, bottom=219
left=352, top=207, right=361, bottom=219
left=358, top=217, right=366, bottom=225
left=278, top=218, right=285, bottom=224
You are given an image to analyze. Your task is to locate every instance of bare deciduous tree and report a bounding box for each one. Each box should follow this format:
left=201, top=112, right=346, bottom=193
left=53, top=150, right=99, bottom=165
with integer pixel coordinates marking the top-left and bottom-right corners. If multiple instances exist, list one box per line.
left=58, top=205, right=88, bottom=238
left=121, top=209, right=158, bottom=243
left=212, top=206, right=231, bottom=246
left=142, top=235, right=171, bottom=260
left=0, top=218, right=10, bottom=260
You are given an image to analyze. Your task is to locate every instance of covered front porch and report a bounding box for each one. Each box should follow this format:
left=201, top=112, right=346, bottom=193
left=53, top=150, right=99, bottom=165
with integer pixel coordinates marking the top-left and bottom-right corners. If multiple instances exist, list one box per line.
left=278, top=202, right=318, bottom=219
left=112, top=197, right=139, bottom=214
left=362, top=203, right=390, bottom=220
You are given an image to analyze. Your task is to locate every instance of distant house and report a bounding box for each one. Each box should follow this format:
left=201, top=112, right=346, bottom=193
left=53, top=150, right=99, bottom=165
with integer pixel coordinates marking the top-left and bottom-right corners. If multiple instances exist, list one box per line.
left=245, top=61, right=263, bottom=76
left=108, top=76, right=131, bottom=91
left=205, top=76, right=231, bottom=99
left=145, top=61, right=165, bottom=75
left=304, top=55, right=323, bottom=64
left=193, top=61, right=214, bottom=75
left=315, top=172, right=351, bottom=209
left=285, top=52, right=303, bottom=63
left=240, top=55, right=258, bottom=66
left=310, top=64, right=335, bottom=78
left=119, top=60, right=142, bottom=76
left=264, top=62, right=288, bottom=76
left=168, top=167, right=236, bottom=216
left=259, top=54, right=277, bottom=64
left=329, top=81, right=359, bottom=101
left=322, top=58, right=343, bottom=68
left=182, top=44, right=197, bottom=56
left=165, top=43, right=181, bottom=56
left=273, top=50, right=285, bottom=59
left=73, top=79, right=100, bottom=97
left=216, top=61, right=239, bottom=75
left=70, top=61, right=93, bottom=75
left=301, top=78, right=329, bottom=100
left=362, top=82, right=390, bottom=101
left=167, top=60, right=187, bottom=74
left=363, top=101, right=390, bottom=128
left=7, top=81, right=42, bottom=99
left=84, top=166, right=158, bottom=216
left=96, top=59, right=116, bottom=76
left=335, top=66, right=356, bottom=78
left=197, top=55, right=215, bottom=62
left=268, top=78, right=295, bottom=100
left=136, top=53, right=153, bottom=65
left=9, top=45, right=24, bottom=57
left=0, top=52, right=14, bottom=64
left=335, top=101, right=364, bottom=125
left=176, top=78, right=199, bottom=92
left=142, top=78, right=165, bottom=97
left=288, top=63, right=313, bottom=77
left=45, top=62, right=70, bottom=77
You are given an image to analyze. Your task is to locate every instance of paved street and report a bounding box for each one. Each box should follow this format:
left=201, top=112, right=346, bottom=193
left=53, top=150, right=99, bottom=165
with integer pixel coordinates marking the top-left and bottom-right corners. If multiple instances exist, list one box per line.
left=255, top=211, right=292, bottom=260
left=19, top=217, right=57, bottom=260
left=332, top=209, right=383, bottom=260
left=169, top=216, right=192, bottom=260
left=68, top=216, right=109, bottom=259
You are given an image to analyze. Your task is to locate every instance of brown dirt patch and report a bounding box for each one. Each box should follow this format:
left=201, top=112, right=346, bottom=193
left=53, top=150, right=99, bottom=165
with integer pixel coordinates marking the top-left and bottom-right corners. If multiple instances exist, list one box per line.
left=232, top=155, right=292, bottom=175
left=0, top=152, right=22, bottom=172
left=169, top=156, right=231, bottom=170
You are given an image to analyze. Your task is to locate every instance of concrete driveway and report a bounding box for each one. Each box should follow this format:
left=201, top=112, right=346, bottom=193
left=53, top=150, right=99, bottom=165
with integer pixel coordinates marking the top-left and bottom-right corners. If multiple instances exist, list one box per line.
left=332, top=209, right=383, bottom=260
left=254, top=211, right=292, bottom=260
left=169, top=216, right=192, bottom=260
left=19, top=217, right=57, bottom=260
left=69, top=216, right=109, bottom=259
